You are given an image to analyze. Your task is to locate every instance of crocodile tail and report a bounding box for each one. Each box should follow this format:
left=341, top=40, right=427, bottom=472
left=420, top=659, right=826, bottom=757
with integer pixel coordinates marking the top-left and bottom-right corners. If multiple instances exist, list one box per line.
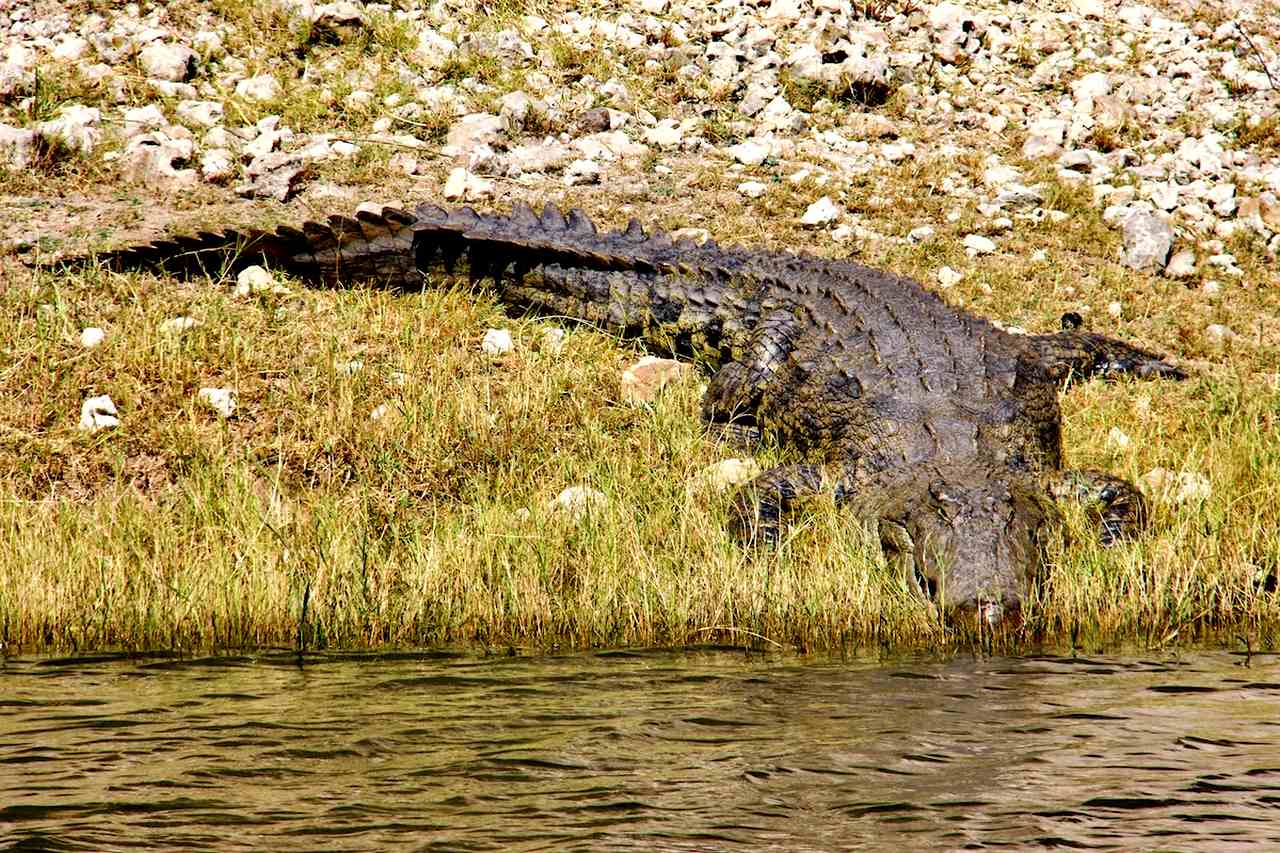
left=77, top=206, right=423, bottom=286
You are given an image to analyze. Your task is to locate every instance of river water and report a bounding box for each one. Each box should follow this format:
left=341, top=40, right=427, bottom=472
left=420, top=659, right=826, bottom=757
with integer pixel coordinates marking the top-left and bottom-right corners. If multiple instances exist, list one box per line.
left=2, top=648, right=1278, bottom=851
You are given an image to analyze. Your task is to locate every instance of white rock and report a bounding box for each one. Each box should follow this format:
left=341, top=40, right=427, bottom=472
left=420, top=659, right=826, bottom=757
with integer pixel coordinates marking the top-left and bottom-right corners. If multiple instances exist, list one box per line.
left=737, top=180, right=767, bottom=198
left=175, top=99, right=224, bottom=128
left=80, top=327, right=106, bottom=349
left=549, top=485, right=607, bottom=521
left=235, top=265, right=291, bottom=296
left=540, top=327, right=566, bottom=355
left=198, top=387, right=237, bottom=418
left=78, top=395, right=119, bottom=431
left=1204, top=324, right=1237, bottom=345
left=1106, top=427, right=1132, bottom=450
left=138, top=42, right=196, bottom=82
left=693, top=458, right=763, bottom=493
left=442, top=166, right=494, bottom=201
left=481, top=328, right=515, bottom=356
left=236, top=75, right=282, bottom=102
left=200, top=148, right=235, bottom=183
left=37, top=105, right=101, bottom=154
left=564, top=158, right=601, bottom=186
left=908, top=225, right=935, bottom=243
left=160, top=316, right=201, bottom=334
left=122, top=133, right=198, bottom=189
left=801, top=196, right=840, bottom=226
left=336, top=359, right=364, bottom=376
left=963, top=234, right=997, bottom=255
left=881, top=142, right=915, bottom=163
left=370, top=403, right=390, bottom=423
left=643, top=119, right=685, bottom=149
left=1164, top=249, right=1196, bottom=278
left=727, top=140, right=770, bottom=166
left=1140, top=468, right=1212, bottom=504
left=52, top=36, right=91, bottom=62
left=937, top=266, right=963, bottom=288
left=1107, top=301, right=1123, bottom=319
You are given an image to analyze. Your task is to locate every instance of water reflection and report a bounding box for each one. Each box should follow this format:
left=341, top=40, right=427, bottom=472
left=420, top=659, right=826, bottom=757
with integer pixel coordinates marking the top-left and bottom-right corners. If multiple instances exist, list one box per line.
left=2, top=649, right=1278, bottom=850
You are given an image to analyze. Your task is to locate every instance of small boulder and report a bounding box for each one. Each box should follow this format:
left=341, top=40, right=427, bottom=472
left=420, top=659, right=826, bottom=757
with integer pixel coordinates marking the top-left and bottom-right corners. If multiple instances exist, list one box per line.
left=801, top=196, right=840, bottom=226
left=1120, top=210, right=1173, bottom=271
left=481, top=328, right=514, bottom=356
left=79, top=395, right=120, bottom=431
left=692, top=458, right=763, bottom=493
left=138, top=42, right=197, bottom=82
left=549, top=485, right=607, bottom=521
left=620, top=355, right=694, bottom=404
left=197, top=387, right=237, bottom=418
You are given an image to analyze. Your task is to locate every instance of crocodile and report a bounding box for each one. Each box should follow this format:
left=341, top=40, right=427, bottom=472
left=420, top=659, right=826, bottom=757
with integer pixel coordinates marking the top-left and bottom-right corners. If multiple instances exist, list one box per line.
left=65, top=200, right=1186, bottom=625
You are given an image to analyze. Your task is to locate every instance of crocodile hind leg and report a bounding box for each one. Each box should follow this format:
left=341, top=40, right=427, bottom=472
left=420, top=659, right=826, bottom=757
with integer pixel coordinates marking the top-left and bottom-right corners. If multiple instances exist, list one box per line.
left=1047, top=469, right=1149, bottom=545
left=701, top=309, right=800, bottom=447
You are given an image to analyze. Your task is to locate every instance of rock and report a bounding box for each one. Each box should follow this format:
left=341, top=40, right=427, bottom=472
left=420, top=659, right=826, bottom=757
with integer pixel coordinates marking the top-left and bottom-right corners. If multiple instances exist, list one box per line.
left=445, top=113, right=504, bottom=156
left=122, top=133, right=198, bottom=189
left=671, top=228, right=710, bottom=244
left=737, top=180, right=767, bottom=198
left=52, top=36, right=91, bottom=62
left=311, top=1, right=366, bottom=41
left=801, top=196, right=840, bottom=226
left=370, top=403, right=390, bottom=423
left=727, top=140, right=770, bottom=166
left=79, top=395, right=119, bottom=431
left=908, top=225, right=935, bottom=242
left=576, top=107, right=612, bottom=134
left=175, top=100, right=224, bottom=128
left=963, top=234, right=997, bottom=255
left=1164, top=249, right=1196, bottom=278
left=234, top=265, right=291, bottom=296
left=564, top=158, right=601, bottom=186
left=1120, top=210, right=1173, bottom=271
left=80, top=327, right=106, bottom=349
left=692, top=458, right=763, bottom=493
left=937, top=266, right=963, bottom=288
left=994, top=183, right=1044, bottom=209
left=540, top=327, right=566, bottom=355
left=138, top=42, right=197, bottom=82
left=1140, top=468, right=1212, bottom=504
left=37, top=105, right=101, bottom=154
left=442, top=166, right=494, bottom=201
left=1106, top=427, right=1132, bottom=450
left=200, top=148, right=236, bottom=183
left=237, top=150, right=310, bottom=201
left=160, top=316, right=201, bottom=335
left=620, top=356, right=694, bottom=404
left=236, top=75, right=282, bottom=102
left=881, top=142, right=915, bottom=163
left=197, top=388, right=237, bottom=418
left=0, top=124, right=37, bottom=168
left=643, top=119, right=686, bottom=149
left=481, top=328, right=514, bottom=356
left=549, top=485, right=607, bottom=521
left=1204, top=323, right=1237, bottom=345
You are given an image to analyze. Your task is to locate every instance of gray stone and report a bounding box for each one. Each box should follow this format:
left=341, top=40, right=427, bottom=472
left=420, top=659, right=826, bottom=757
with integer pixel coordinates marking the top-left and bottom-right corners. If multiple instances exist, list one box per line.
left=138, top=42, right=197, bottom=82
left=1121, top=210, right=1174, bottom=271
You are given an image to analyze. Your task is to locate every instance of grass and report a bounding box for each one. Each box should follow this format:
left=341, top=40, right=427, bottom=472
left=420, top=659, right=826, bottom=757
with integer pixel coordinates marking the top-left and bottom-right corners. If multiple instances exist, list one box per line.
left=2, top=0, right=1279, bottom=657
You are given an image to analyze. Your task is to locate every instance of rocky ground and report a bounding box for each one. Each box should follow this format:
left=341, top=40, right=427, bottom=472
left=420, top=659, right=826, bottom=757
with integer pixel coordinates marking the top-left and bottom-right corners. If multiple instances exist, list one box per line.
left=2, top=0, right=1277, bottom=266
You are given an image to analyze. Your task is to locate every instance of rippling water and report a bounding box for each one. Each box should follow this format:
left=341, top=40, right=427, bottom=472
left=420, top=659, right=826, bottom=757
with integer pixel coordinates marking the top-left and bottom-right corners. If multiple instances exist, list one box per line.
left=2, top=648, right=1278, bottom=851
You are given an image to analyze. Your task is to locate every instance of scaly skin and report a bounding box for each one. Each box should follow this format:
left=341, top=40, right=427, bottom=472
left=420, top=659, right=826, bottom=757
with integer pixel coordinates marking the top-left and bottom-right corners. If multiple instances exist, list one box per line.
left=64, top=201, right=1187, bottom=622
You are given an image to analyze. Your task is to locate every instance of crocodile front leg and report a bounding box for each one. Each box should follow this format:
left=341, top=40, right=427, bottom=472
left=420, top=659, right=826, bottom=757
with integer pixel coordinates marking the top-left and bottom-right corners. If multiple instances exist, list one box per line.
left=730, top=462, right=855, bottom=545
left=1047, top=468, right=1149, bottom=545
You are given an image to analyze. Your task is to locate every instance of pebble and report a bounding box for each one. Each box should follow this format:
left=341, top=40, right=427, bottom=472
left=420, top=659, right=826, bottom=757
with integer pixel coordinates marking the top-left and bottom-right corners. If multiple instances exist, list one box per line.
left=79, top=395, right=120, bottom=431
left=80, top=327, right=106, bottom=348
left=801, top=196, right=840, bottom=226
left=549, top=485, right=607, bottom=521
left=197, top=387, right=237, bottom=418
left=481, top=328, right=515, bottom=356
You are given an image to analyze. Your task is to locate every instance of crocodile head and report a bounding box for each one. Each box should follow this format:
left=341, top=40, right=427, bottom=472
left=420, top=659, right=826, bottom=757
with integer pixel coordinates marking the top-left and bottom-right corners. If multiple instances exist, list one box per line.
left=878, top=470, right=1051, bottom=625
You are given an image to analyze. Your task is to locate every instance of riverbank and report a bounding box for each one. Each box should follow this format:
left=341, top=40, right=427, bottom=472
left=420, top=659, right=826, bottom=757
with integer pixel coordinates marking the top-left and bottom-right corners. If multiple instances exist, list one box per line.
left=1, top=0, right=1278, bottom=654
